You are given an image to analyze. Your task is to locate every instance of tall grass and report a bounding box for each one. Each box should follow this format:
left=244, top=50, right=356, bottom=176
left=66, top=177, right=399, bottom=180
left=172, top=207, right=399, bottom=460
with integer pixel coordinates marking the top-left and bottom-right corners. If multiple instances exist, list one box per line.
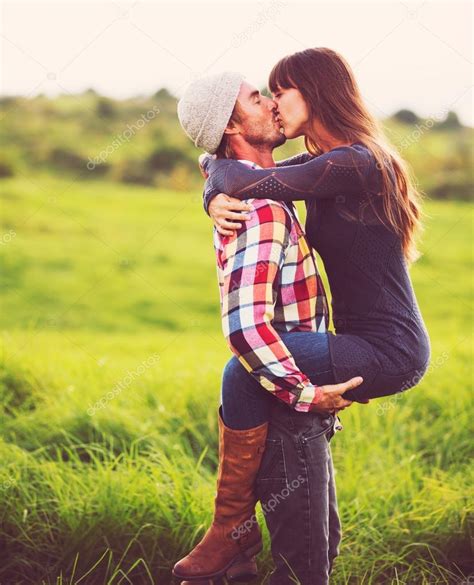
left=0, top=174, right=472, bottom=583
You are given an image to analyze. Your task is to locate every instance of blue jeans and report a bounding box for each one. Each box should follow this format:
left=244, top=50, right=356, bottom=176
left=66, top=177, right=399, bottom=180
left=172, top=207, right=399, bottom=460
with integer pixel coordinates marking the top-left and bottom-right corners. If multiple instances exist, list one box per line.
left=220, top=331, right=335, bottom=430
left=219, top=331, right=341, bottom=584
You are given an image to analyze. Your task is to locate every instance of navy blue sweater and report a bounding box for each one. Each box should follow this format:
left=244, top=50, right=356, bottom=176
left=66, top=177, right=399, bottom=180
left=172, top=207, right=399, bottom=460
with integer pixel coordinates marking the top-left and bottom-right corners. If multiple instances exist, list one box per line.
left=203, top=144, right=431, bottom=401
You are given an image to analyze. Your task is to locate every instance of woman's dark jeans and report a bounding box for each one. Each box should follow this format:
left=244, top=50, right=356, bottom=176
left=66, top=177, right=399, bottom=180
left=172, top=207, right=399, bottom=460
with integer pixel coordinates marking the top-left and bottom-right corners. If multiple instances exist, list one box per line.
left=220, top=331, right=341, bottom=584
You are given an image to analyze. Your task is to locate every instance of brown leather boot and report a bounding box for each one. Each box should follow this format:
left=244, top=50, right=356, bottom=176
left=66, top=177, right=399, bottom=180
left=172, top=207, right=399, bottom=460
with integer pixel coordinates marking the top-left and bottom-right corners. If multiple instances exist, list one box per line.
left=179, top=554, right=258, bottom=584
left=172, top=406, right=268, bottom=582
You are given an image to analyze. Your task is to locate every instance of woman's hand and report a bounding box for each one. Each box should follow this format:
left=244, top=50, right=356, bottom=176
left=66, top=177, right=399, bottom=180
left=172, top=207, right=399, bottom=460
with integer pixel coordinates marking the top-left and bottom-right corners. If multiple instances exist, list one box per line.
left=209, top=193, right=253, bottom=236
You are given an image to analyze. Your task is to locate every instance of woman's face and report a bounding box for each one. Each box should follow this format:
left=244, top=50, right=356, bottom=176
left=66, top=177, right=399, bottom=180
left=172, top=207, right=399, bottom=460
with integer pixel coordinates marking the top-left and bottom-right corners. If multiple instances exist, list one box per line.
left=272, top=86, right=309, bottom=139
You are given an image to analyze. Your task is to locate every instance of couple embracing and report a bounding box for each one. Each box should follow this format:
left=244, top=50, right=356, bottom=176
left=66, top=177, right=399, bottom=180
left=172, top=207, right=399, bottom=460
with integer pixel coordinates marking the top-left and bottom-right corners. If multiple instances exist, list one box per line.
left=173, top=47, right=431, bottom=585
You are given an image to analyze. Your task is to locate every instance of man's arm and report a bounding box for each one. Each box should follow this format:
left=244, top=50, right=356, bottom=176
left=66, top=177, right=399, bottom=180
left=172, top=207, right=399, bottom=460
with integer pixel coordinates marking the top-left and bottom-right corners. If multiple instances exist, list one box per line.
left=218, top=199, right=324, bottom=413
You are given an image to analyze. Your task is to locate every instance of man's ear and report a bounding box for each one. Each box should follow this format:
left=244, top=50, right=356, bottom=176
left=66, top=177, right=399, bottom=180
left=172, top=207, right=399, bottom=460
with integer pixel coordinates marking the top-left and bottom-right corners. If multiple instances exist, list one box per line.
left=223, top=119, right=240, bottom=136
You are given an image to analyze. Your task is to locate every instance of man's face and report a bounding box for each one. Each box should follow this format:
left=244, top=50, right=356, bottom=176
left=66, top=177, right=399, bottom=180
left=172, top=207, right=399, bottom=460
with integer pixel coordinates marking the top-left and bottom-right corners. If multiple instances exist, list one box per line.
left=233, top=81, right=286, bottom=149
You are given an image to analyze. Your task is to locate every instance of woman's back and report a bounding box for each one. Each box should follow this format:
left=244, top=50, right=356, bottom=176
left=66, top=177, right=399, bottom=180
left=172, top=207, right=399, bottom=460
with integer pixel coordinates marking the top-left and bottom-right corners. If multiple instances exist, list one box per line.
left=303, top=148, right=430, bottom=377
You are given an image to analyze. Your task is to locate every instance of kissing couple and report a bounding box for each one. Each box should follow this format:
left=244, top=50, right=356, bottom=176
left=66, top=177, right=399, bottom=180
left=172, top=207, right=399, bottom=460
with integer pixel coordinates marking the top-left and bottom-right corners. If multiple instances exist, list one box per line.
left=174, top=47, right=431, bottom=585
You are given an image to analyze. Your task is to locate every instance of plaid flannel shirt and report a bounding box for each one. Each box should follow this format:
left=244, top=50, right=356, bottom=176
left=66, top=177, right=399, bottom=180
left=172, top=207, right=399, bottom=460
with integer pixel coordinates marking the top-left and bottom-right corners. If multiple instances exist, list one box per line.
left=213, top=159, right=330, bottom=412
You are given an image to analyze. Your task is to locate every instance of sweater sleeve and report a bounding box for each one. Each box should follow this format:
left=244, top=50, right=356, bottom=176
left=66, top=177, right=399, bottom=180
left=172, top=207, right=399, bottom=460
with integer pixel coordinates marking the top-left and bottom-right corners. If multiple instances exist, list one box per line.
left=201, top=152, right=314, bottom=213
left=276, top=152, right=315, bottom=167
left=203, top=145, right=373, bottom=206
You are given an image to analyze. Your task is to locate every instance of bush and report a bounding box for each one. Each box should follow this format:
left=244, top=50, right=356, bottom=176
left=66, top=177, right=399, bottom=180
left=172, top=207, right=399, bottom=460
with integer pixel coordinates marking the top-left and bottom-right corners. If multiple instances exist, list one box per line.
left=0, top=159, right=15, bottom=178
left=96, top=97, right=118, bottom=119
left=49, top=147, right=88, bottom=172
left=429, top=170, right=473, bottom=200
left=435, top=110, right=463, bottom=130
left=393, top=109, right=420, bottom=124
left=110, top=159, right=154, bottom=186
left=147, top=145, right=194, bottom=172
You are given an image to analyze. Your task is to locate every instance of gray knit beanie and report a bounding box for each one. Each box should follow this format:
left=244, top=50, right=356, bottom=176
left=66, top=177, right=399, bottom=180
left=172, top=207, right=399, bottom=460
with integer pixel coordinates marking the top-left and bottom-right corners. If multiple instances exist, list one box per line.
left=177, top=71, right=244, bottom=154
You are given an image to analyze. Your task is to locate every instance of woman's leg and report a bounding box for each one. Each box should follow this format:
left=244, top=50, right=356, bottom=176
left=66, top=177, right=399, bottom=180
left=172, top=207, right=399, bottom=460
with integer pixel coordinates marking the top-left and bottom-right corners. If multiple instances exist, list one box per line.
left=220, top=331, right=334, bottom=430
left=220, top=356, right=274, bottom=430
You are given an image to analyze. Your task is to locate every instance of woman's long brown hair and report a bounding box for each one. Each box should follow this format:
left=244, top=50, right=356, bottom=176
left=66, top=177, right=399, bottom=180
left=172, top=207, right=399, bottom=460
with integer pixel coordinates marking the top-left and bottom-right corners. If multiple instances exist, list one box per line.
left=268, top=47, right=424, bottom=262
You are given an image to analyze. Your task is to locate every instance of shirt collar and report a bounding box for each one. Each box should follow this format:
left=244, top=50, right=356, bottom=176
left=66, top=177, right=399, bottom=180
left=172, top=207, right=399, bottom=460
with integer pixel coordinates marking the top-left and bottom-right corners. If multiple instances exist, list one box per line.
left=237, top=159, right=262, bottom=169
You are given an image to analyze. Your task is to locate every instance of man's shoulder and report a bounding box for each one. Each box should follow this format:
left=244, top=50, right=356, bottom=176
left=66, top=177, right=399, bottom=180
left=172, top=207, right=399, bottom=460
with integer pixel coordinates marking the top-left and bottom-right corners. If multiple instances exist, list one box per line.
left=245, top=198, right=293, bottom=228
left=214, top=198, right=294, bottom=250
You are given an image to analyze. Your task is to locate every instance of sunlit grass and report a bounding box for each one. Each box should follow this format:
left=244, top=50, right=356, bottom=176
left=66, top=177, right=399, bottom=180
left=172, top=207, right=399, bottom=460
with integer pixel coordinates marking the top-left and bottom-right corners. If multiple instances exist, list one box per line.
left=0, top=176, right=472, bottom=584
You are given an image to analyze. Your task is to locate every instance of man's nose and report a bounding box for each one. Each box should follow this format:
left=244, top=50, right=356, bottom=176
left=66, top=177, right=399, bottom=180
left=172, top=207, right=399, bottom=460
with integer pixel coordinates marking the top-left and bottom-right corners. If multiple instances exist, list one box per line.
left=266, top=97, right=278, bottom=112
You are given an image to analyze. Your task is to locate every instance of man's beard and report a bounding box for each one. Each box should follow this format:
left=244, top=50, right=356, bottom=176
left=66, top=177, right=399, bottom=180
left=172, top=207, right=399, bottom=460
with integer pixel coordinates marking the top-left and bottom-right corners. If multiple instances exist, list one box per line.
left=244, top=123, right=287, bottom=150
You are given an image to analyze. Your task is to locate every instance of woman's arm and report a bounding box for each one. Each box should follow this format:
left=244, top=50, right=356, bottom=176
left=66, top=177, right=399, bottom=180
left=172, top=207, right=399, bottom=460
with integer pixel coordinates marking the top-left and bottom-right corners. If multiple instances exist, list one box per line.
left=200, top=153, right=315, bottom=214
left=203, top=144, right=373, bottom=209
left=276, top=152, right=315, bottom=167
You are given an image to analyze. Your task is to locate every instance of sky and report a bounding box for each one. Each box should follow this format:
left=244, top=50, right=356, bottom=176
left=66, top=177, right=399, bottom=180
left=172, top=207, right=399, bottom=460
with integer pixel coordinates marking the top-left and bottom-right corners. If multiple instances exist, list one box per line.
left=1, top=0, right=472, bottom=124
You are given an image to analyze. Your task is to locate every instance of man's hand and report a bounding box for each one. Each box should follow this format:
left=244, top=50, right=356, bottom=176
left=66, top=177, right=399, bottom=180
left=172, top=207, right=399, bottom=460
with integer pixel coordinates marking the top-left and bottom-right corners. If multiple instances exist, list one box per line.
left=309, top=376, right=368, bottom=414
left=209, top=193, right=253, bottom=236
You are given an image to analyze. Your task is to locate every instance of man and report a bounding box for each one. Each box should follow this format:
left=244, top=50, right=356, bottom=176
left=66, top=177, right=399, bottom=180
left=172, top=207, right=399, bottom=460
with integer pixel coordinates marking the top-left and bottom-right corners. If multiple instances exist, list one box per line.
left=175, top=72, right=363, bottom=585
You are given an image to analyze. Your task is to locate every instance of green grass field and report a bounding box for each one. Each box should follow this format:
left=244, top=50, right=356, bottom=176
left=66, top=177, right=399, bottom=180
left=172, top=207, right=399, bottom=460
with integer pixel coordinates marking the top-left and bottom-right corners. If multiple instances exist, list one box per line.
left=0, top=174, right=472, bottom=584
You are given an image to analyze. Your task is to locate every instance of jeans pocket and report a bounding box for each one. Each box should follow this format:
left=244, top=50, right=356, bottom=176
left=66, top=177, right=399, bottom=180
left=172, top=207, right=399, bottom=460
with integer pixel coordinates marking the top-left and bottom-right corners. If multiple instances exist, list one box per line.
left=256, top=438, right=288, bottom=485
left=300, top=414, right=335, bottom=442
left=300, top=415, right=335, bottom=459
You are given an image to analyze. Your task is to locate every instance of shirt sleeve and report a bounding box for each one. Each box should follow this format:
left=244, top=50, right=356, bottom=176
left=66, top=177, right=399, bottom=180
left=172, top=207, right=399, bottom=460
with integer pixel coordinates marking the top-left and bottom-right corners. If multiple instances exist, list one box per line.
left=218, top=200, right=323, bottom=412
left=203, top=145, right=373, bottom=208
